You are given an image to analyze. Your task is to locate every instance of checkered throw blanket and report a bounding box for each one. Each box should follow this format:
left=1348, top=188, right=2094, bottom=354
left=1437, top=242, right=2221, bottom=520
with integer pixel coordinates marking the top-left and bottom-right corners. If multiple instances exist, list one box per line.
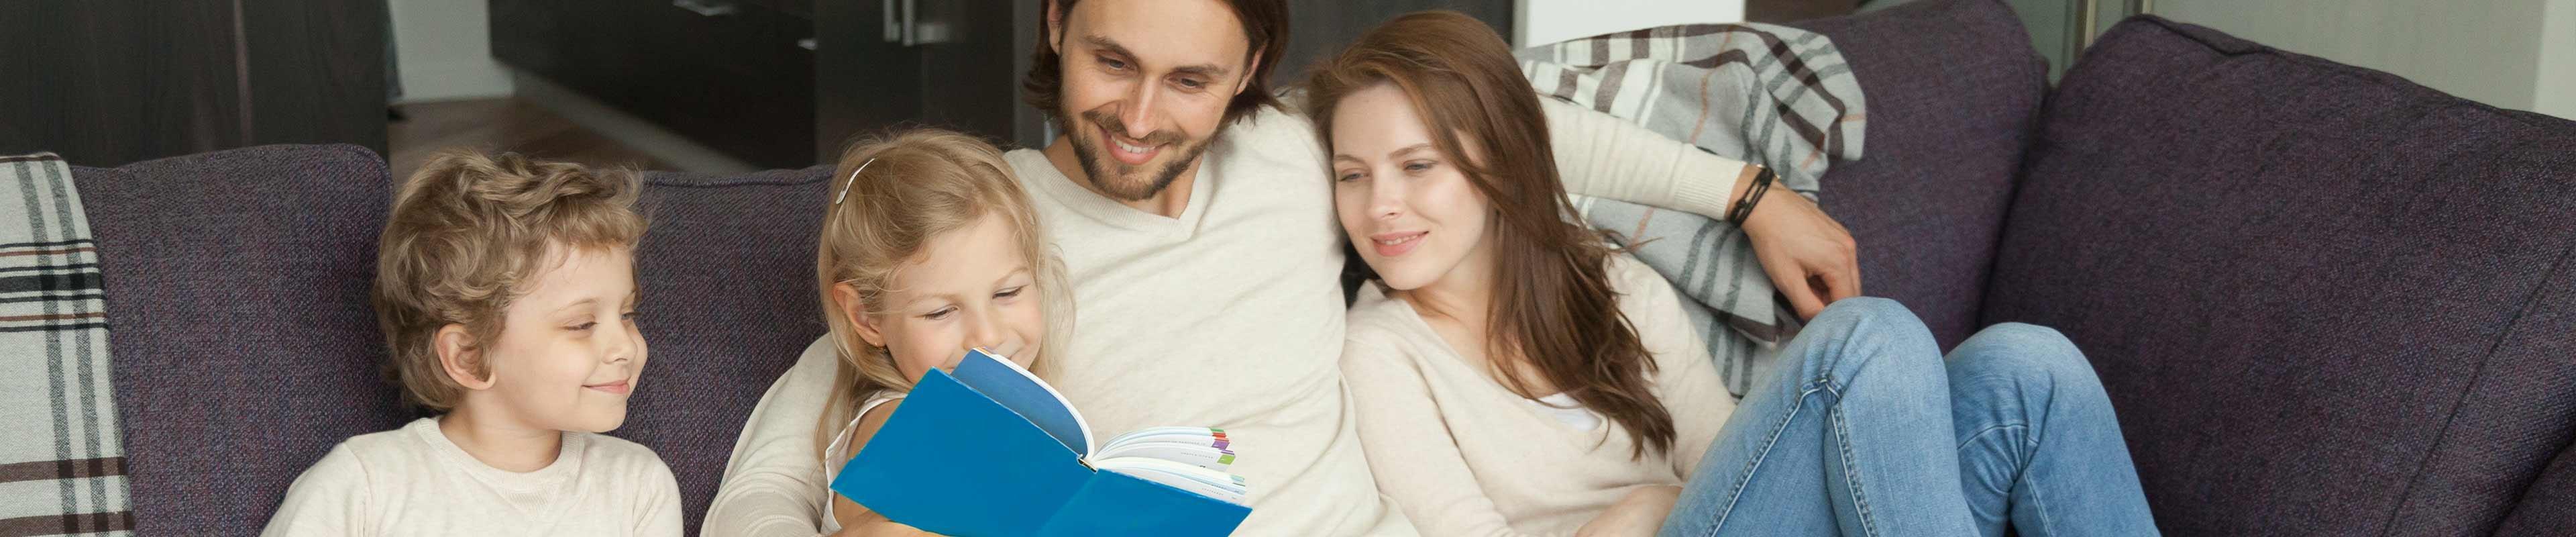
left=1519, top=23, right=1866, bottom=398
left=0, top=153, right=132, bottom=536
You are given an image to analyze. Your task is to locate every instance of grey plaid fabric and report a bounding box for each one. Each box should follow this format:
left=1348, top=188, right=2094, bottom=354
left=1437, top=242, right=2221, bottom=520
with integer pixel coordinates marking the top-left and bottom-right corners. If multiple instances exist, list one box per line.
left=1518, top=23, right=1867, bottom=398
left=0, top=153, right=131, bottom=536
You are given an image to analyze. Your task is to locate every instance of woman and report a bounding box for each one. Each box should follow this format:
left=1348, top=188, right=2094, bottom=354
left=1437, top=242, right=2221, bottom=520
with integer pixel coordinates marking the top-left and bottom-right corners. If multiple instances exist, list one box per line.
left=1308, top=11, right=2159, bottom=536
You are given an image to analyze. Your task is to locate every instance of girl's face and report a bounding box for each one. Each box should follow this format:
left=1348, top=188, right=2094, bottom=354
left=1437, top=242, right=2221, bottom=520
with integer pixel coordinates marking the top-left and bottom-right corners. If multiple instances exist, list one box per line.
left=843, top=213, right=1047, bottom=380
left=1329, top=82, right=1497, bottom=293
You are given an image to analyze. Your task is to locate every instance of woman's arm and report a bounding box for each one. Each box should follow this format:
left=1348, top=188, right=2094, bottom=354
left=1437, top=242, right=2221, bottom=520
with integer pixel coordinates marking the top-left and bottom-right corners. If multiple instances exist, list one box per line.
left=1542, top=97, right=1754, bottom=219
left=1542, top=98, right=1859, bottom=320
left=1340, top=331, right=1556, bottom=537
left=706, top=338, right=842, bottom=537
left=1575, top=485, right=1683, bottom=537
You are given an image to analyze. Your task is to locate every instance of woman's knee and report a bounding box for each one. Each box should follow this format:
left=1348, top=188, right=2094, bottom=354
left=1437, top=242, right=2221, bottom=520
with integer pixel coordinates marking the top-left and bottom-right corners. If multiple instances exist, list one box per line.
left=1949, top=322, right=2106, bottom=395
left=1794, top=297, right=1943, bottom=390
left=1805, top=297, right=1933, bottom=348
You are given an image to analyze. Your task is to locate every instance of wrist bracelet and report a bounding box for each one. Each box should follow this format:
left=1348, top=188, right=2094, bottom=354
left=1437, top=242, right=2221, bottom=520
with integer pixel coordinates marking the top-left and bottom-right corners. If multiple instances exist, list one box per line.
left=1727, top=167, right=1776, bottom=226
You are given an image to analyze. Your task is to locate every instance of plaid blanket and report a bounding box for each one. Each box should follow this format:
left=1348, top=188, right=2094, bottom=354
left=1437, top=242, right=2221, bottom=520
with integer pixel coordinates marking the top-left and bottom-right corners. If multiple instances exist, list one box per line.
left=0, top=153, right=131, bottom=536
left=1519, top=23, right=1866, bottom=398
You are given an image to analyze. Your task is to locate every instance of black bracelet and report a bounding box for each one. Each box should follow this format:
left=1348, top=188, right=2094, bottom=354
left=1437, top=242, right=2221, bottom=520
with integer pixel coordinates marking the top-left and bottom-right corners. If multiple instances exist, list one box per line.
left=1727, top=167, right=1776, bottom=226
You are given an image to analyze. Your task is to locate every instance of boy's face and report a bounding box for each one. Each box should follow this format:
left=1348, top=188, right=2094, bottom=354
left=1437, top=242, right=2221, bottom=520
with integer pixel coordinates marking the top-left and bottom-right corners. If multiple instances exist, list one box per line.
left=476, top=245, right=647, bottom=433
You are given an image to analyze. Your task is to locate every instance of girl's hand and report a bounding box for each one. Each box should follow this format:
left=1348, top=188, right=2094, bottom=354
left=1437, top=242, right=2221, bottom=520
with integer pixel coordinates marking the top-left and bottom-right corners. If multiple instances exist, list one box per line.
left=1738, top=178, right=1860, bottom=321
left=1577, top=485, right=1682, bottom=537
left=828, top=495, right=945, bottom=536
left=829, top=494, right=867, bottom=534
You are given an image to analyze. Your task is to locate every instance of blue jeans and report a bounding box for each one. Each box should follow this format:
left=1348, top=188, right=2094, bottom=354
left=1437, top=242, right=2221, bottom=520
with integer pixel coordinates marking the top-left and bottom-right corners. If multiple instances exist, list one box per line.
left=1659, top=298, right=2158, bottom=536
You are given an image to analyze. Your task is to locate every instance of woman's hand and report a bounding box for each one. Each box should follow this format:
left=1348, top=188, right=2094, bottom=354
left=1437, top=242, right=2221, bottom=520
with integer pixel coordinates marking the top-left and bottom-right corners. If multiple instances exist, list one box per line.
left=1738, top=177, right=1860, bottom=321
left=1578, top=485, right=1683, bottom=537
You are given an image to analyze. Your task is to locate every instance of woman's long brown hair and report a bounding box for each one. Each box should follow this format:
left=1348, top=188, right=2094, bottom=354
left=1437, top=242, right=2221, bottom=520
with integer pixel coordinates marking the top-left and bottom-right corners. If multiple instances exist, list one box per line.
left=1305, top=11, right=1675, bottom=458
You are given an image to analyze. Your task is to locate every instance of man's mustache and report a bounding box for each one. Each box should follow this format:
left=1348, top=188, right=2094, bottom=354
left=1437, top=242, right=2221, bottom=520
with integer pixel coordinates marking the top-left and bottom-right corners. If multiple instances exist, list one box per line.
left=1081, top=109, right=1188, bottom=146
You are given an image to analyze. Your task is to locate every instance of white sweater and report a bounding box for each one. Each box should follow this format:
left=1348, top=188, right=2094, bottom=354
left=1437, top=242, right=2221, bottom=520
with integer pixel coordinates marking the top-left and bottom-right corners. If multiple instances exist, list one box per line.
left=1340, top=254, right=1734, bottom=536
left=704, top=98, right=1747, bottom=537
left=261, top=418, right=683, bottom=537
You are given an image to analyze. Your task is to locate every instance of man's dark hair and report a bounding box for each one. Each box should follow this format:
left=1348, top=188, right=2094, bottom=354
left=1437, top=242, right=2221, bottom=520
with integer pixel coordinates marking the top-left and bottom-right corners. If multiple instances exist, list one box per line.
left=1022, top=0, right=1289, bottom=126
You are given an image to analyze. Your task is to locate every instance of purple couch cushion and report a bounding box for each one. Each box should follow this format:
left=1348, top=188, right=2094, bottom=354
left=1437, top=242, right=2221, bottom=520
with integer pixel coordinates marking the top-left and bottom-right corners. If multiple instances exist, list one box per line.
left=2499, top=444, right=2576, bottom=534
left=1981, top=17, right=2576, bottom=535
left=1784, top=0, right=2047, bottom=348
left=76, top=144, right=405, bottom=536
left=610, top=167, right=832, bottom=533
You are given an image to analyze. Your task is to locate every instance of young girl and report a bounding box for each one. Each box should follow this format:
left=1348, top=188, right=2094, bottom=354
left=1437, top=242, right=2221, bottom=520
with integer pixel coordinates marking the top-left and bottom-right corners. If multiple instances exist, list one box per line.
left=706, top=128, right=1066, bottom=534
left=808, top=129, right=1072, bottom=536
left=1310, top=11, right=2157, bottom=537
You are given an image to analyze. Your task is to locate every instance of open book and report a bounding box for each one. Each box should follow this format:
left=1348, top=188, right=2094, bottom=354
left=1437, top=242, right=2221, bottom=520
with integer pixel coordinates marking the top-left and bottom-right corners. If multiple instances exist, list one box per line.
left=830, top=349, right=1252, bottom=536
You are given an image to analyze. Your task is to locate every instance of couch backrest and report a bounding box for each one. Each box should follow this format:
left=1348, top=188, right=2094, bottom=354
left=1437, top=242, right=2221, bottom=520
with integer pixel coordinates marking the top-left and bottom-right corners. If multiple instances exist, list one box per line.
left=80, top=144, right=407, bottom=536
left=1982, top=16, right=2576, bottom=534
left=1786, top=0, right=2049, bottom=348
left=615, top=166, right=833, bottom=533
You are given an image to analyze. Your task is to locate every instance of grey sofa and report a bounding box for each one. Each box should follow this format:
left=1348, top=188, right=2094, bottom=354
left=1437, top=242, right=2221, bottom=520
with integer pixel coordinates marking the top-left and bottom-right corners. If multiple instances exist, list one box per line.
left=60, top=0, right=2574, bottom=534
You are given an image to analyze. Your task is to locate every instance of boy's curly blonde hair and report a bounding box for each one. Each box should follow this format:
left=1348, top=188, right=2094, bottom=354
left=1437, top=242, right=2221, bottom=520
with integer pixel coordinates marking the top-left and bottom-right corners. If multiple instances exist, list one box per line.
left=373, top=150, right=646, bottom=412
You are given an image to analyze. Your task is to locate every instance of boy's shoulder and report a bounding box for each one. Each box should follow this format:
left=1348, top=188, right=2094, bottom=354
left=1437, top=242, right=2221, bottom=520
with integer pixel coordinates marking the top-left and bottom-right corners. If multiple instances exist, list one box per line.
left=570, top=432, right=679, bottom=485
left=312, top=418, right=443, bottom=475
left=270, top=419, right=443, bottom=520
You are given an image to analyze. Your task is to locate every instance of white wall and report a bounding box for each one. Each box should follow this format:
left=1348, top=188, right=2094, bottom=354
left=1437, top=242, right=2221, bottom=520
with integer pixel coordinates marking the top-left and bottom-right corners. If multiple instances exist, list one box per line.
left=389, top=0, right=513, bottom=103
left=1513, top=0, right=1747, bottom=48
left=2155, top=0, right=2552, bottom=115
left=2536, top=0, right=2576, bottom=119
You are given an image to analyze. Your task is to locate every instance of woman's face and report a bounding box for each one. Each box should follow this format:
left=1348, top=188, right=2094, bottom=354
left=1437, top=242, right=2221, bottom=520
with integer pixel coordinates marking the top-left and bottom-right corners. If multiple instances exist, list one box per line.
left=1329, top=83, right=1496, bottom=293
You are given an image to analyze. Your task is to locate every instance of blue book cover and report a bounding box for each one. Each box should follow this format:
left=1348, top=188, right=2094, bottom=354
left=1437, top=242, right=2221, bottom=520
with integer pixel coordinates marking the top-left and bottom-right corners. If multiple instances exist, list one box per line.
left=830, top=350, right=1253, bottom=536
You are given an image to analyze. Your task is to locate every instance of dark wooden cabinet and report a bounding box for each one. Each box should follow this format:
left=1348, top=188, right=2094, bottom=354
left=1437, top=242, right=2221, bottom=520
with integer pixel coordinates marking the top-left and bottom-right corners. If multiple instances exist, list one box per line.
left=0, top=0, right=387, bottom=166
left=494, top=0, right=818, bottom=167
left=492, top=0, right=1511, bottom=168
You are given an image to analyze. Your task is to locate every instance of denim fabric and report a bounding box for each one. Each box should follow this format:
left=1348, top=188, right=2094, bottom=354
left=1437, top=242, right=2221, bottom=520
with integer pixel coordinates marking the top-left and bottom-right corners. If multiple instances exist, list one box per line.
left=1661, top=299, right=2154, bottom=536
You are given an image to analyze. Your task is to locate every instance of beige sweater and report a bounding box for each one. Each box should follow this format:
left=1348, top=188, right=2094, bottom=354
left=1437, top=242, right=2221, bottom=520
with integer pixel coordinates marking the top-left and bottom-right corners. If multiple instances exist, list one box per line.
left=1340, top=254, right=1735, bottom=537
left=261, top=418, right=683, bottom=537
left=704, top=97, right=1747, bottom=536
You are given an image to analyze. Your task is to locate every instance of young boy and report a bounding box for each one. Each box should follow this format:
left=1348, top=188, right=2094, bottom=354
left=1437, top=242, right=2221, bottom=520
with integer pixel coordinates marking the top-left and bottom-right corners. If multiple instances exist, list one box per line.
left=262, top=151, right=681, bottom=536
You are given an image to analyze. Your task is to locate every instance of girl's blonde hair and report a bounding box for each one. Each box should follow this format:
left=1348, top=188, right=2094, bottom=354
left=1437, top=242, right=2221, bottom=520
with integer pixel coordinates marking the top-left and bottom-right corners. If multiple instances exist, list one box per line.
left=811, top=129, right=1071, bottom=460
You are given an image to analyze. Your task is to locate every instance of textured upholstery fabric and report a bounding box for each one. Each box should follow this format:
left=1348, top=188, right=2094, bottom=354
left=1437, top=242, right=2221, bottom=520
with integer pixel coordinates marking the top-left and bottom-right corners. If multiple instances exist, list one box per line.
left=78, top=144, right=406, bottom=536
left=1981, top=17, right=2576, bottom=535
left=613, top=166, right=834, bottom=533
left=1787, top=0, right=2049, bottom=348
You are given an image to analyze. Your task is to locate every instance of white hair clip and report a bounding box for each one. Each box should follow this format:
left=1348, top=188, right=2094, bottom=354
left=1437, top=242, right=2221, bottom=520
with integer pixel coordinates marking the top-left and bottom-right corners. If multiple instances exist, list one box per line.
left=833, top=158, right=877, bottom=205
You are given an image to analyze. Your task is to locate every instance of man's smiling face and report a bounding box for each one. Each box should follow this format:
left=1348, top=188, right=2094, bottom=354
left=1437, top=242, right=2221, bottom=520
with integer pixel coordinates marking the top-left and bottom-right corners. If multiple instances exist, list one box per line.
left=1046, top=0, right=1257, bottom=201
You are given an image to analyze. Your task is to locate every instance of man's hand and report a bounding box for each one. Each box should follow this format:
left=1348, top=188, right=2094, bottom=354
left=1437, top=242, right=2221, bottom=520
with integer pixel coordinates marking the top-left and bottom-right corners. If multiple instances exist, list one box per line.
left=1577, top=485, right=1683, bottom=537
left=1739, top=178, right=1860, bottom=321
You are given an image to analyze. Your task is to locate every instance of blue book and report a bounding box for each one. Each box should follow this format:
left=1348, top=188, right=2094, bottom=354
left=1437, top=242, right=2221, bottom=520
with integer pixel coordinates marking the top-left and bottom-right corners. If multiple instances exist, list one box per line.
left=830, top=349, right=1253, bottom=536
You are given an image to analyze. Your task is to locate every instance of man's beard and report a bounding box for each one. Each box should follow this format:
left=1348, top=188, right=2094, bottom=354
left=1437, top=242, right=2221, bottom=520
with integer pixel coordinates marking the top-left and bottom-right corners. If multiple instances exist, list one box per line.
left=1063, top=107, right=1210, bottom=201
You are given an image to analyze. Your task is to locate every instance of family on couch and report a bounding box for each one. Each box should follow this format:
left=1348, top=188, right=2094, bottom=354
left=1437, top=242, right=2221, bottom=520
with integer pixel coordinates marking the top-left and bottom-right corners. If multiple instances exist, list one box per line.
left=258, top=1, right=2156, bottom=536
